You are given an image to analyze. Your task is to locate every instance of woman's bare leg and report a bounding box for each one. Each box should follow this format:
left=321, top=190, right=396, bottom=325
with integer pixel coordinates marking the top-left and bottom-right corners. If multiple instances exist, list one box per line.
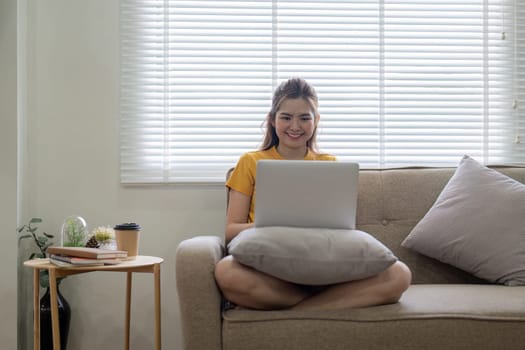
left=291, top=261, right=412, bottom=311
left=215, top=255, right=310, bottom=310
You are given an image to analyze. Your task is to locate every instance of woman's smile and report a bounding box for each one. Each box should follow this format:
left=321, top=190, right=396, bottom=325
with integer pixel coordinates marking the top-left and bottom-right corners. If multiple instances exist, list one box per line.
left=285, top=131, right=305, bottom=140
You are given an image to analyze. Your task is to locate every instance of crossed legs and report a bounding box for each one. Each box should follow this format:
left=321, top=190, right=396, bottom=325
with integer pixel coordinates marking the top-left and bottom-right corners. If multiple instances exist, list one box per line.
left=214, top=255, right=412, bottom=311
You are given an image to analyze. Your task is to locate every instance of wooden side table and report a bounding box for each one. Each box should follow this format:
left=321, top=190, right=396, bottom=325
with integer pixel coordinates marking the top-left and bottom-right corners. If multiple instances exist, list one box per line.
left=24, top=255, right=164, bottom=350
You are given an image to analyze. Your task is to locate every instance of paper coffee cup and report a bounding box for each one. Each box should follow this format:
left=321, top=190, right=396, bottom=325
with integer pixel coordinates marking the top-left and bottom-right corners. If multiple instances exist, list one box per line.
left=114, top=223, right=141, bottom=259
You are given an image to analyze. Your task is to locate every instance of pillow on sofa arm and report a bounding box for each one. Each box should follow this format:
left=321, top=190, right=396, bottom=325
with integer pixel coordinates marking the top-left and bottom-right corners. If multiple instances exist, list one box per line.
left=227, top=226, right=398, bottom=285
left=402, top=155, right=525, bottom=286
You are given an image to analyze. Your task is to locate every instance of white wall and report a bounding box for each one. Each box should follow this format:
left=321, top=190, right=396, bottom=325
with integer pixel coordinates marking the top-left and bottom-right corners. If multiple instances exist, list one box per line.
left=18, top=1, right=227, bottom=349
left=0, top=0, right=18, bottom=348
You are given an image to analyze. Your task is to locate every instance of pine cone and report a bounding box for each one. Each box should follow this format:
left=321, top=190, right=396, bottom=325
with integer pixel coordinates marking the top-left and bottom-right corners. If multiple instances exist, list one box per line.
left=85, top=235, right=100, bottom=248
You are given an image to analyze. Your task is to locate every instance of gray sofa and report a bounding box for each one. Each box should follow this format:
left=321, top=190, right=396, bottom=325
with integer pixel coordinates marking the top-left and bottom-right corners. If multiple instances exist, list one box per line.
left=176, top=166, right=525, bottom=350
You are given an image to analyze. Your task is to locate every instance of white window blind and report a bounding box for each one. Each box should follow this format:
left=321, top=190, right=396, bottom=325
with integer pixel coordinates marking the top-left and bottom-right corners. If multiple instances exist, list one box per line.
left=120, top=0, right=525, bottom=183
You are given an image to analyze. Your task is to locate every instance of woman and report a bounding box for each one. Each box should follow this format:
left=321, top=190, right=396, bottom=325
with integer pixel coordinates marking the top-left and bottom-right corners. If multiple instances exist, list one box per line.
left=214, top=77, right=412, bottom=311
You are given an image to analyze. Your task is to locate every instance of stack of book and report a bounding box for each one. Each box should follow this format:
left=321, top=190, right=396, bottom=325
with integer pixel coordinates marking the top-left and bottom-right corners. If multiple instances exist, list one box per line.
left=47, top=246, right=128, bottom=267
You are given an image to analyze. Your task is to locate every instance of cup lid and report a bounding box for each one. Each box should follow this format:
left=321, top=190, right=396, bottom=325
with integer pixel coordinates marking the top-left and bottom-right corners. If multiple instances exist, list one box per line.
left=114, top=223, right=141, bottom=230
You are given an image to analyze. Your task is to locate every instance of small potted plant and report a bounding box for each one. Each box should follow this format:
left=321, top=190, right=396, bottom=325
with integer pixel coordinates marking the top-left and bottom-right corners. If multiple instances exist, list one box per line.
left=18, top=217, right=71, bottom=350
left=60, top=216, right=88, bottom=247
left=18, top=217, right=54, bottom=288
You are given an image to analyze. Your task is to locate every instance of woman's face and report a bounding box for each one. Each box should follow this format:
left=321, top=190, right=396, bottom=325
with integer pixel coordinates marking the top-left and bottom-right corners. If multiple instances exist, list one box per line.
left=272, top=98, right=317, bottom=154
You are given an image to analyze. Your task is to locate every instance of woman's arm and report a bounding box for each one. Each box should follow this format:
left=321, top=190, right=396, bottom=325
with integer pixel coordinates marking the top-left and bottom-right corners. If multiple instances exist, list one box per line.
left=225, top=189, right=254, bottom=243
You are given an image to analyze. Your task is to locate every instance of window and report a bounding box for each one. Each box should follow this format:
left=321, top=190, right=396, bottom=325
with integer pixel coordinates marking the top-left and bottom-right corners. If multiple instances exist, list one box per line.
left=120, top=0, right=525, bottom=183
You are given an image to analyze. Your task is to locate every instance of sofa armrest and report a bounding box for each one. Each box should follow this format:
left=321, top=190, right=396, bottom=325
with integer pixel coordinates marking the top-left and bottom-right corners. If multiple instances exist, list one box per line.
left=176, top=235, right=225, bottom=350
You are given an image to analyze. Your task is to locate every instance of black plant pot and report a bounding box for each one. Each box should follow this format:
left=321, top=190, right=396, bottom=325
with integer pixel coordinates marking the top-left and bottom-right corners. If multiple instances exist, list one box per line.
left=40, top=285, right=71, bottom=350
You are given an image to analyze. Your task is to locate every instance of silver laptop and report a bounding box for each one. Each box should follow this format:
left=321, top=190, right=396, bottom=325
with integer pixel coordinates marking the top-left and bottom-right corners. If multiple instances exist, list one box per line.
left=254, top=160, right=359, bottom=229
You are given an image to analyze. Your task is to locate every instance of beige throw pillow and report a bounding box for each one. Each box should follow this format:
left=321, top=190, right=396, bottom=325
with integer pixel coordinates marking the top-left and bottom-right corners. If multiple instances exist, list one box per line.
left=228, top=226, right=397, bottom=285
left=402, top=155, right=525, bottom=285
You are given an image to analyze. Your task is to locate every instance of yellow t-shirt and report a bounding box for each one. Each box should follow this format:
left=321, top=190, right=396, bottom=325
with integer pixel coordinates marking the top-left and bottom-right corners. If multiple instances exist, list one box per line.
left=226, top=146, right=337, bottom=223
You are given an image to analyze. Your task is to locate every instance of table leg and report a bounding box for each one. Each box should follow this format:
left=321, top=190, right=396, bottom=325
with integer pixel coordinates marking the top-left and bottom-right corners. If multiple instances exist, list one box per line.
left=48, top=268, right=61, bottom=350
left=125, top=272, right=132, bottom=350
left=154, top=263, right=161, bottom=350
left=33, top=269, right=40, bottom=350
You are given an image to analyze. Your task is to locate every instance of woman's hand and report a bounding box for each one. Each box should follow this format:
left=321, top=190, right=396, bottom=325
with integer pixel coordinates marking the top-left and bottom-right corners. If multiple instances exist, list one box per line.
left=225, top=189, right=254, bottom=243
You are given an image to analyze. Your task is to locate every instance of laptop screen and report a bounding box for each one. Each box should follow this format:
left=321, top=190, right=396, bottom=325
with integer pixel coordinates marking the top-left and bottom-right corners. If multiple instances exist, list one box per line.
left=254, top=160, right=359, bottom=229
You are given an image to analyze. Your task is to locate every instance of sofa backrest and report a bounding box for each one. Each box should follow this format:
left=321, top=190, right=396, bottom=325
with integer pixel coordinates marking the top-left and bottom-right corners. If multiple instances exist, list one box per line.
left=226, top=165, right=525, bottom=284
left=357, top=166, right=525, bottom=284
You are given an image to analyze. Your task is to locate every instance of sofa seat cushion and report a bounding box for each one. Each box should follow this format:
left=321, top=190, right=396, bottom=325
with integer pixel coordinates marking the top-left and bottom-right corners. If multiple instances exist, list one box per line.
left=222, top=285, right=525, bottom=350
left=224, top=285, right=525, bottom=322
